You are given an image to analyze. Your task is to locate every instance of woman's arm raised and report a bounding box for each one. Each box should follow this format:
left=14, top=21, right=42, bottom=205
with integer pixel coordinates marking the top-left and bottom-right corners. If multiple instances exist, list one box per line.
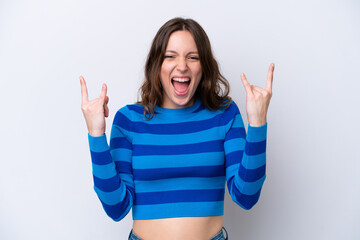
left=225, top=63, right=274, bottom=209
left=80, top=77, right=134, bottom=221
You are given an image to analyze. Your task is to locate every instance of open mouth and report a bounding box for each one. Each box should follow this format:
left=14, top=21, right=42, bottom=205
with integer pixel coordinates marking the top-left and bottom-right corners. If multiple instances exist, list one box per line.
left=171, top=77, right=191, bottom=96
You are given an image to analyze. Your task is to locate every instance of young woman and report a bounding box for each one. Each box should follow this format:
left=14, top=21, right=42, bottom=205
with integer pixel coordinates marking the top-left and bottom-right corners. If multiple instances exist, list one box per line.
left=80, top=17, right=274, bottom=240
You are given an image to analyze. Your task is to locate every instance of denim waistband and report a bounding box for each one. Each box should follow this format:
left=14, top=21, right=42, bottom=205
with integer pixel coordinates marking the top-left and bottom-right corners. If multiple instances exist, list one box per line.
left=209, top=226, right=228, bottom=240
left=128, top=226, right=228, bottom=240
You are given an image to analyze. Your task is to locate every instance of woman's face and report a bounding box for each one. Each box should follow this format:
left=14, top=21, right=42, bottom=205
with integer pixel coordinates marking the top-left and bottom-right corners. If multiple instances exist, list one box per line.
left=160, top=30, right=202, bottom=109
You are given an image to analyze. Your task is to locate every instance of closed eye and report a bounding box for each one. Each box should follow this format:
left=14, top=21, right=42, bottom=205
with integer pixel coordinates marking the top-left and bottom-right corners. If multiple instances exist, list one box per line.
left=189, top=56, right=199, bottom=60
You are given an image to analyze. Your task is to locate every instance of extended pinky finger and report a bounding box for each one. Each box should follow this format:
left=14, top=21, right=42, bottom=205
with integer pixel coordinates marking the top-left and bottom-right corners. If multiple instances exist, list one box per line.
left=266, top=63, right=274, bottom=92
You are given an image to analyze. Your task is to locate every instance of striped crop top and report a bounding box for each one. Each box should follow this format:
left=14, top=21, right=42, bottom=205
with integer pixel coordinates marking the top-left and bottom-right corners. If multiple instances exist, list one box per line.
left=87, top=99, right=267, bottom=221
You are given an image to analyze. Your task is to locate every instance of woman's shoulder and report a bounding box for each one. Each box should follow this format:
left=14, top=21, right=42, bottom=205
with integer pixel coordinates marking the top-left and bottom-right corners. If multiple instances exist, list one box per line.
left=114, top=103, right=145, bottom=121
left=212, top=99, right=242, bottom=123
left=228, top=100, right=240, bottom=112
left=215, top=98, right=240, bottom=115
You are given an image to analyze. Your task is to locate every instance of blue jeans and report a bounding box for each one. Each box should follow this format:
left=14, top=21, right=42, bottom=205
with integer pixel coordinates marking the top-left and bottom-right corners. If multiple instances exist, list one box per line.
left=128, top=226, right=228, bottom=240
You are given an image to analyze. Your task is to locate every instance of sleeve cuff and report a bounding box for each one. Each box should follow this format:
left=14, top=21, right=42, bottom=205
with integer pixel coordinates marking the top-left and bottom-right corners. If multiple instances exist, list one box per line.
left=247, top=122, right=267, bottom=142
left=88, top=133, right=110, bottom=152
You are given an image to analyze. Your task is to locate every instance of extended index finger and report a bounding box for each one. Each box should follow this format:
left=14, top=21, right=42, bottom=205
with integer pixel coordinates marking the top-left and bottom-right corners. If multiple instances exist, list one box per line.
left=241, top=73, right=254, bottom=97
left=80, top=76, right=89, bottom=103
left=265, top=63, right=274, bottom=92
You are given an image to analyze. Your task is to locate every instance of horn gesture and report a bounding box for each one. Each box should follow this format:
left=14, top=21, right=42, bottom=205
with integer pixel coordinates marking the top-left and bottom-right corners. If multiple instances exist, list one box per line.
left=240, top=63, right=274, bottom=127
left=80, top=76, right=109, bottom=136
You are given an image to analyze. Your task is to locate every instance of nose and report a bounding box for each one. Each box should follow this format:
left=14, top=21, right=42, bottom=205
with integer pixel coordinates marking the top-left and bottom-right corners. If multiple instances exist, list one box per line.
left=176, top=57, right=188, bottom=72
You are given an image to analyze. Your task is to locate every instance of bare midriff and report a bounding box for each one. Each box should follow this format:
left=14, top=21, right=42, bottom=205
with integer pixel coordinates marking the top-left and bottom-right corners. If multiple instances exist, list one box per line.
left=132, top=215, right=223, bottom=240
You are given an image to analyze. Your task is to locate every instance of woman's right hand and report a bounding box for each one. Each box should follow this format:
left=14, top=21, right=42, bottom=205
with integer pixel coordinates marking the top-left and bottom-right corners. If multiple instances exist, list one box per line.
left=80, top=76, right=109, bottom=137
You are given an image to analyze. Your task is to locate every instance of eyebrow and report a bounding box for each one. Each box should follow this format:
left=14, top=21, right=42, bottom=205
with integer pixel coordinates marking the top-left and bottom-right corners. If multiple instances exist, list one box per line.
left=165, top=50, right=199, bottom=54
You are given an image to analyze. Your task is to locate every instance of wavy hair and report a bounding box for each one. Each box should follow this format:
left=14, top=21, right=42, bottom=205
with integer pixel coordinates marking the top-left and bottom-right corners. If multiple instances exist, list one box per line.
left=137, top=17, right=231, bottom=119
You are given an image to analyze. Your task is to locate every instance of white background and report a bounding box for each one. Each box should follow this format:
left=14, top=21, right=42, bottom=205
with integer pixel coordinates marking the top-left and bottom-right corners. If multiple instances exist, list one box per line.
left=0, top=0, right=359, bottom=239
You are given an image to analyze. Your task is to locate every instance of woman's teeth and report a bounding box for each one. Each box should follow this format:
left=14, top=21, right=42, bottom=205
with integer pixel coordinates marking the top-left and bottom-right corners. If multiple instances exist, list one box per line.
left=171, top=77, right=191, bottom=95
left=172, top=77, right=190, bottom=82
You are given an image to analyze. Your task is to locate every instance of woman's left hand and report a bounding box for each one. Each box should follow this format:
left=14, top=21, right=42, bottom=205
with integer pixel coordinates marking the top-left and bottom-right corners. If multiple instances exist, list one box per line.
left=240, top=63, right=274, bottom=127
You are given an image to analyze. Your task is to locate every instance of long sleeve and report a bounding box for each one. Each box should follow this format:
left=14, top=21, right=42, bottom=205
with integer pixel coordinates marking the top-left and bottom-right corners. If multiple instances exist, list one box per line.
left=87, top=110, right=135, bottom=221
left=224, top=102, right=267, bottom=210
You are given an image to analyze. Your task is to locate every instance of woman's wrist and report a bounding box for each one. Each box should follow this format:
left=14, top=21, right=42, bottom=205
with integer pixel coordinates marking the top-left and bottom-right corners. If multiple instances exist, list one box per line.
left=88, top=130, right=105, bottom=137
left=249, top=120, right=267, bottom=127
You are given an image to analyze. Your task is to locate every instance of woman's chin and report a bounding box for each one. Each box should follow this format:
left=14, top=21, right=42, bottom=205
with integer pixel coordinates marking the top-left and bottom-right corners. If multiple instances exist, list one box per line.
left=164, top=95, right=195, bottom=109
left=179, top=97, right=196, bottom=107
